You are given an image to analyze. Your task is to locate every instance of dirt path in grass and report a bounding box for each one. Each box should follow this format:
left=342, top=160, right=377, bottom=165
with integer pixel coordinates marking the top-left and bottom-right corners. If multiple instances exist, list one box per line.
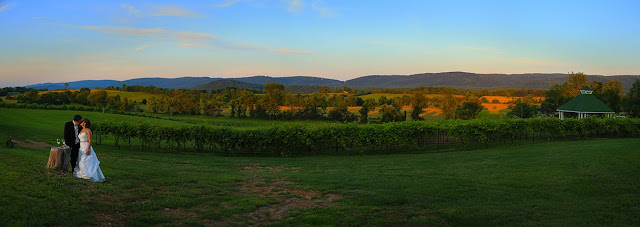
left=202, top=164, right=342, bottom=226
left=92, top=164, right=342, bottom=226
left=12, top=139, right=51, bottom=148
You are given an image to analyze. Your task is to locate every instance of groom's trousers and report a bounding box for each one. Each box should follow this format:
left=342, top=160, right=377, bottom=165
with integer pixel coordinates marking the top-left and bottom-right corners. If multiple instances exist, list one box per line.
left=70, top=143, right=80, bottom=172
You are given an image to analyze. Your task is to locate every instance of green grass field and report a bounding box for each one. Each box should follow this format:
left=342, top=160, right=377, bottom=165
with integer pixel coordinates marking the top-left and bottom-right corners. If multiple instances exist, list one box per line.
left=1, top=108, right=639, bottom=226
left=357, top=93, right=406, bottom=100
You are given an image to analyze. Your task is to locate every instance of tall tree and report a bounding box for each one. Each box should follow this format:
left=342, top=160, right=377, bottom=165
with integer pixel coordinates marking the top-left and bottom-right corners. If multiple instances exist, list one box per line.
left=379, top=104, right=403, bottom=122
left=263, top=83, right=285, bottom=116
left=455, top=100, right=484, bottom=120
left=593, top=80, right=622, bottom=112
left=359, top=99, right=376, bottom=123
left=623, top=79, right=640, bottom=117
left=506, top=102, right=539, bottom=119
left=562, top=72, right=588, bottom=97
left=441, top=93, right=458, bottom=119
left=410, top=92, right=427, bottom=121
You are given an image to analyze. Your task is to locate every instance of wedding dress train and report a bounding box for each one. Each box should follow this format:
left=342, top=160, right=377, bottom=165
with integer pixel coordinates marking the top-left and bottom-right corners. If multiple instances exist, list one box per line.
left=73, top=132, right=105, bottom=182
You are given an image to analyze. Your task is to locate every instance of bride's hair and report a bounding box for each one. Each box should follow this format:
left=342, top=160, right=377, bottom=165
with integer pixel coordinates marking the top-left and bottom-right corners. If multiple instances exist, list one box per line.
left=82, top=119, right=91, bottom=128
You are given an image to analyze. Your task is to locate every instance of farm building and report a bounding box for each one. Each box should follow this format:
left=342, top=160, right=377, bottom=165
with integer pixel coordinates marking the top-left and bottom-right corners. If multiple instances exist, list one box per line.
left=556, top=86, right=614, bottom=119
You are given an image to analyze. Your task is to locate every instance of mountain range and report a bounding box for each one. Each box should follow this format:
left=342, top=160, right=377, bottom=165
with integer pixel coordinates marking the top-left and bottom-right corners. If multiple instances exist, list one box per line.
left=26, top=72, right=640, bottom=91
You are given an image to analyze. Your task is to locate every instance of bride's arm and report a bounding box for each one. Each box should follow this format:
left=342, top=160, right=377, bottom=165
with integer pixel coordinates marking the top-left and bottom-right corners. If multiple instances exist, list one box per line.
left=86, top=130, right=92, bottom=155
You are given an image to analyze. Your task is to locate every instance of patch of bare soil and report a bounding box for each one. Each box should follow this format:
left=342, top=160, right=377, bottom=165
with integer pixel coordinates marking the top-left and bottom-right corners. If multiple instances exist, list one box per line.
left=93, top=193, right=134, bottom=226
left=161, top=207, right=201, bottom=226
left=240, top=164, right=301, bottom=173
left=120, top=158, right=151, bottom=162
left=12, top=139, right=51, bottom=148
left=203, top=164, right=341, bottom=226
left=94, top=212, right=122, bottom=227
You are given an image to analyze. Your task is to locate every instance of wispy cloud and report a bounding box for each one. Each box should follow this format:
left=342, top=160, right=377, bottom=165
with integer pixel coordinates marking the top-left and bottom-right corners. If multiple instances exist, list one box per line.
left=311, top=3, right=338, bottom=17
left=269, top=48, right=313, bottom=54
left=120, top=3, right=202, bottom=18
left=135, top=44, right=150, bottom=51
left=79, top=25, right=166, bottom=36
left=74, top=24, right=310, bottom=55
left=178, top=43, right=210, bottom=49
left=168, top=31, right=217, bottom=43
left=0, top=2, right=15, bottom=13
left=287, top=0, right=305, bottom=14
left=120, top=3, right=141, bottom=17
left=212, top=0, right=242, bottom=8
left=149, top=5, right=201, bottom=18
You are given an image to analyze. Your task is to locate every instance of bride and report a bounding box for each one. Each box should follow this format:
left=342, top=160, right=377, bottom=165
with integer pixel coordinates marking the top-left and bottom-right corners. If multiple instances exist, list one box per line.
left=73, top=119, right=105, bottom=182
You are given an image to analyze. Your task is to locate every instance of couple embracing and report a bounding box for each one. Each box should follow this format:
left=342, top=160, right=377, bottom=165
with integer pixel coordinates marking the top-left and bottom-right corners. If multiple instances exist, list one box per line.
left=64, top=115, right=105, bottom=182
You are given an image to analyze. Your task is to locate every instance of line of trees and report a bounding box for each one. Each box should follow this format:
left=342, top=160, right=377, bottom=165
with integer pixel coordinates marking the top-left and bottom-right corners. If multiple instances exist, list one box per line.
left=10, top=75, right=639, bottom=122
left=508, top=72, right=639, bottom=119
left=14, top=88, right=137, bottom=112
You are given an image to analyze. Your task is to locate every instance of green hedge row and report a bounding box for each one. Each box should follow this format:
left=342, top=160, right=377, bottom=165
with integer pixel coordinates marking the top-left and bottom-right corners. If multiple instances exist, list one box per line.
left=93, top=117, right=640, bottom=155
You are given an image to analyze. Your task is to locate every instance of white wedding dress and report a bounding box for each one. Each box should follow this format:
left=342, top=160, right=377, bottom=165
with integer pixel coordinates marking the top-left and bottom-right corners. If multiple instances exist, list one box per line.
left=73, top=131, right=105, bottom=182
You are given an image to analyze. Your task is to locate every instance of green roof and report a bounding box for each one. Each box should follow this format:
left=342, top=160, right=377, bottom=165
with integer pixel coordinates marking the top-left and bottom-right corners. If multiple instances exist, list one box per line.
left=581, top=86, right=593, bottom=91
left=556, top=93, right=614, bottom=113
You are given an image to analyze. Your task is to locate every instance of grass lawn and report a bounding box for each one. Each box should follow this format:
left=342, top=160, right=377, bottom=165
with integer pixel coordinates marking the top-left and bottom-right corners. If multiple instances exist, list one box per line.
left=0, top=108, right=194, bottom=143
left=1, top=108, right=639, bottom=226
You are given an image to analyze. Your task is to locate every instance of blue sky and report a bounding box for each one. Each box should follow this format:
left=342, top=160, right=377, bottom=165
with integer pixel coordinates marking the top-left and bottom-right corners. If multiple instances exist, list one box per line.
left=1, top=0, right=639, bottom=86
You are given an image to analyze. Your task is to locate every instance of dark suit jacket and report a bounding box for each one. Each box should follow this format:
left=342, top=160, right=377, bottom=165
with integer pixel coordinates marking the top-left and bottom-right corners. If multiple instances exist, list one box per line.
left=64, top=121, right=82, bottom=146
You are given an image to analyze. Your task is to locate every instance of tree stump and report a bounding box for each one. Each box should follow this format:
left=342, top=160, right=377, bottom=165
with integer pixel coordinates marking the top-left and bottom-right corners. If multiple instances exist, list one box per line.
left=46, top=146, right=72, bottom=172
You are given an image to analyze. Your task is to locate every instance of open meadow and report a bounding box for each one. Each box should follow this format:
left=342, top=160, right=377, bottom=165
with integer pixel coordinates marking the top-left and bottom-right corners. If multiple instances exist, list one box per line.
left=1, top=108, right=639, bottom=226
left=40, top=89, right=160, bottom=102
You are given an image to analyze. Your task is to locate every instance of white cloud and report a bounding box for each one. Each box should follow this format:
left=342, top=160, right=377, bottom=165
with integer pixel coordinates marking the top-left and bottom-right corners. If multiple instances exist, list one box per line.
left=0, top=2, right=15, bottom=13
left=149, top=5, right=201, bottom=18
left=287, top=0, right=305, bottom=14
left=32, top=16, right=48, bottom=20
left=79, top=25, right=166, bottom=36
left=311, top=3, right=338, bottom=17
left=120, top=3, right=141, bottom=17
left=212, top=0, right=241, bottom=8
left=135, top=44, right=150, bottom=51
left=169, top=31, right=217, bottom=43
left=178, top=43, right=210, bottom=49
left=75, top=25, right=310, bottom=55
left=268, top=48, right=313, bottom=54
left=120, top=3, right=201, bottom=18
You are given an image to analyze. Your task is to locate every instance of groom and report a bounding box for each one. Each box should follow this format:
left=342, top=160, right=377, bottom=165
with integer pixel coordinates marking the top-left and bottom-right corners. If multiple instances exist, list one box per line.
left=64, top=115, right=82, bottom=172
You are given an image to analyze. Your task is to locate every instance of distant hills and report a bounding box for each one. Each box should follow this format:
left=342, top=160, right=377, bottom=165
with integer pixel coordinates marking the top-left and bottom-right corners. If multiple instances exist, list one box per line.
left=191, top=79, right=262, bottom=92
left=26, top=72, right=640, bottom=91
left=27, top=77, right=216, bottom=90
left=344, top=72, right=640, bottom=91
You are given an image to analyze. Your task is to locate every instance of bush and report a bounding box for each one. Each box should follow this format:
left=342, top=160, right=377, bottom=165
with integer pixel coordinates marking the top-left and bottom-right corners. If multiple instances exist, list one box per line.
left=93, top=118, right=640, bottom=156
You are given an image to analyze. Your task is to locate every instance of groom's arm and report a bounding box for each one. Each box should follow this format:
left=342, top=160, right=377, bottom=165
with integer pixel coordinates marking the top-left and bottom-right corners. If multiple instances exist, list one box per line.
left=63, top=122, right=71, bottom=145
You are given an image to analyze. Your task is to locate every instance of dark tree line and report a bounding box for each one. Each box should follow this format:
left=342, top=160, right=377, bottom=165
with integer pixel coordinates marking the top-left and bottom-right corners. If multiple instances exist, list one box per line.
left=510, top=72, right=639, bottom=119
left=14, top=88, right=137, bottom=112
left=17, top=77, right=638, bottom=124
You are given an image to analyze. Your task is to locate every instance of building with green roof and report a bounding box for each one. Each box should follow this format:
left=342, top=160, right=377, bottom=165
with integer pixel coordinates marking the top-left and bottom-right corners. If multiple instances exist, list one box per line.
left=556, top=86, right=614, bottom=119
